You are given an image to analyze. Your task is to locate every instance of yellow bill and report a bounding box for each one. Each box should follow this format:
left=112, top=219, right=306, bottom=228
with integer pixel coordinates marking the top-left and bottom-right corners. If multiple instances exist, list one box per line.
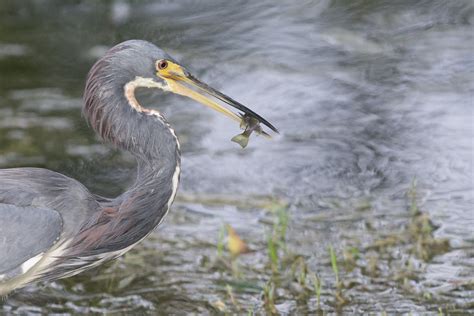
left=155, top=59, right=279, bottom=137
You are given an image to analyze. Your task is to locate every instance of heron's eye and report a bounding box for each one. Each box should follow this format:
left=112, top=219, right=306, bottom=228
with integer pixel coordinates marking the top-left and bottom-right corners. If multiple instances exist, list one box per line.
left=157, top=60, right=168, bottom=70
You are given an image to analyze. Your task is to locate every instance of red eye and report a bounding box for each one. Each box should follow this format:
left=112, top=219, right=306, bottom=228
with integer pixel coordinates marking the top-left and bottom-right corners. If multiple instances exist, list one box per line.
left=158, top=60, right=168, bottom=70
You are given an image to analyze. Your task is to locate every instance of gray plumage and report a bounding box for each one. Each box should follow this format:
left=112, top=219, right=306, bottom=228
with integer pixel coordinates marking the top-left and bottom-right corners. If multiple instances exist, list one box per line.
left=0, top=40, right=181, bottom=292
left=0, top=204, right=61, bottom=275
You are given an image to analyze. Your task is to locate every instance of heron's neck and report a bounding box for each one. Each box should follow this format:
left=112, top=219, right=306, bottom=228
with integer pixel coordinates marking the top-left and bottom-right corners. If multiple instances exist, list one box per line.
left=85, top=85, right=181, bottom=229
left=72, top=99, right=181, bottom=255
left=74, top=108, right=181, bottom=257
left=77, top=63, right=182, bottom=252
left=117, top=110, right=181, bottom=228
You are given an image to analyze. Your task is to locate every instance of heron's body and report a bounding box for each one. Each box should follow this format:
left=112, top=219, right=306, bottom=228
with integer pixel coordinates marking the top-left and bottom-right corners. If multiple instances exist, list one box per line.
left=0, top=39, right=275, bottom=295
left=0, top=168, right=97, bottom=293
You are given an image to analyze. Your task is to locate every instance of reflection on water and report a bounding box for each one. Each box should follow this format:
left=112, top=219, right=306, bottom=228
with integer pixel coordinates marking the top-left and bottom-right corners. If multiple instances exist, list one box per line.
left=0, top=0, right=473, bottom=313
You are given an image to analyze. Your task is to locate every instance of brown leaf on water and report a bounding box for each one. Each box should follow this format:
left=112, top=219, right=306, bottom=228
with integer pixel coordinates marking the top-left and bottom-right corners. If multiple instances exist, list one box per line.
left=210, top=299, right=226, bottom=312
left=225, top=224, right=250, bottom=257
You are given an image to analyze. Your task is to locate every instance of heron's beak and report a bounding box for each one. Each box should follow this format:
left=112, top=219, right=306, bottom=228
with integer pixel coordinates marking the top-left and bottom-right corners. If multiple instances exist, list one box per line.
left=156, top=60, right=278, bottom=134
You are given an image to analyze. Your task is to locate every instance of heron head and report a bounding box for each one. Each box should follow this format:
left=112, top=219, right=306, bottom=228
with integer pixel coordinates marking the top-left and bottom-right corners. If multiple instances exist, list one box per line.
left=86, top=40, right=277, bottom=138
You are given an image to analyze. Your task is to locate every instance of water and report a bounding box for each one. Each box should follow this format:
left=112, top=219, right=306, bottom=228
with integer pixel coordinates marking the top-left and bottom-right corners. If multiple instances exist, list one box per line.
left=1, top=0, right=473, bottom=314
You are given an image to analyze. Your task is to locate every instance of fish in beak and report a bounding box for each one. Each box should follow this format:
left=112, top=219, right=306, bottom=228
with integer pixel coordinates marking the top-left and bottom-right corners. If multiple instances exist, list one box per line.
left=156, top=59, right=278, bottom=147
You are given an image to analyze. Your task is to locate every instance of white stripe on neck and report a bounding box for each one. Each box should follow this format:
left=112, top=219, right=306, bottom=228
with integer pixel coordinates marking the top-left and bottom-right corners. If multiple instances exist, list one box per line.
left=124, top=76, right=169, bottom=113
left=123, top=76, right=181, bottom=224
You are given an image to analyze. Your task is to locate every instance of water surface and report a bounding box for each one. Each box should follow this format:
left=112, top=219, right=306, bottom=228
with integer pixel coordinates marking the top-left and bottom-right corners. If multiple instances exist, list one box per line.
left=0, top=0, right=473, bottom=314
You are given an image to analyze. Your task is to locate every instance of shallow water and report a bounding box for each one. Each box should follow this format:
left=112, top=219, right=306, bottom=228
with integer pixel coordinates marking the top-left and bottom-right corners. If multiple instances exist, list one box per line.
left=0, top=0, right=473, bottom=314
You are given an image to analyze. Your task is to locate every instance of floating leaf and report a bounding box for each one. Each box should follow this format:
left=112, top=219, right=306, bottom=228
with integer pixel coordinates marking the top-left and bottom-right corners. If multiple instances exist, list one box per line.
left=225, top=224, right=249, bottom=257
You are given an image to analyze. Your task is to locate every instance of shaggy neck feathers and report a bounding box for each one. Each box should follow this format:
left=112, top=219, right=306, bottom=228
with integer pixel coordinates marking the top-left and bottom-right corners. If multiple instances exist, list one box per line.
left=75, top=53, right=181, bottom=255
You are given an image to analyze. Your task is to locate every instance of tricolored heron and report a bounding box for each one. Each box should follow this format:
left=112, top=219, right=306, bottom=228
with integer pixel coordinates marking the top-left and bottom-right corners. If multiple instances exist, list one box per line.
left=0, top=40, right=277, bottom=294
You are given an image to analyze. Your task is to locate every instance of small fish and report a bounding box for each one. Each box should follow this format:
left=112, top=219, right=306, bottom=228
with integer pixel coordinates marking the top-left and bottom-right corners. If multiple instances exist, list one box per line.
left=231, top=113, right=270, bottom=148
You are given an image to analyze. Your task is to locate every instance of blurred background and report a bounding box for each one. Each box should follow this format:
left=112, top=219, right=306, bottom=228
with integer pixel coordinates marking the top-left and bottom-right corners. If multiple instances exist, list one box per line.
left=0, top=0, right=472, bottom=314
